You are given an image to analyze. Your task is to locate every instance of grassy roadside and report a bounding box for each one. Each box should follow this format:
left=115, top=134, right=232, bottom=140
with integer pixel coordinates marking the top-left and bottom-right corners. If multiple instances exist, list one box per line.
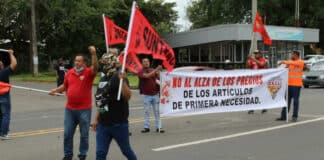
left=11, top=72, right=139, bottom=89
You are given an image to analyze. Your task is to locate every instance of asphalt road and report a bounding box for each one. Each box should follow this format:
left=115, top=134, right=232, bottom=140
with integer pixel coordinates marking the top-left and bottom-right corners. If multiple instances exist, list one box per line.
left=0, top=81, right=323, bottom=160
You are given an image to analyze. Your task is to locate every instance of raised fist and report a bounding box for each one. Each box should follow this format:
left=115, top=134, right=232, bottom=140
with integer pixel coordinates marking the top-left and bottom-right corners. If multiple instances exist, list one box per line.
left=88, top=46, right=96, bottom=55
left=8, top=49, right=14, bottom=55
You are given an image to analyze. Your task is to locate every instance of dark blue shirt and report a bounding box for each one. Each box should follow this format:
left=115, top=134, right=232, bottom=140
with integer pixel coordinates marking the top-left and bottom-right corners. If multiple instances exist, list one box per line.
left=55, top=63, right=67, bottom=81
left=0, top=66, right=12, bottom=97
left=0, top=66, right=11, bottom=83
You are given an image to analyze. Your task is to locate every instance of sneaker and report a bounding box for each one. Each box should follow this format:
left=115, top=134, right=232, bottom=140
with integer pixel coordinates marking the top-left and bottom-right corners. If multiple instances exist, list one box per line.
left=78, top=155, right=86, bottom=160
left=261, top=110, right=267, bottom=114
left=141, top=128, right=150, bottom=133
left=248, top=110, right=254, bottom=114
left=156, top=128, right=165, bottom=133
left=276, top=117, right=286, bottom=121
left=0, top=135, right=12, bottom=140
left=291, top=117, right=298, bottom=122
left=62, top=156, right=72, bottom=160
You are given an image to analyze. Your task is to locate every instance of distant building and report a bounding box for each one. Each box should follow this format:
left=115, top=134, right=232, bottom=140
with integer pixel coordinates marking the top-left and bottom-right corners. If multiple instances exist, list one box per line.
left=164, top=24, right=319, bottom=68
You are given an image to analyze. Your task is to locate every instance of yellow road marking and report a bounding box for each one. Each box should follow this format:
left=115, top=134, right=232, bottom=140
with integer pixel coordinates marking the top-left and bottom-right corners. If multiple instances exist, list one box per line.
left=8, top=116, right=179, bottom=138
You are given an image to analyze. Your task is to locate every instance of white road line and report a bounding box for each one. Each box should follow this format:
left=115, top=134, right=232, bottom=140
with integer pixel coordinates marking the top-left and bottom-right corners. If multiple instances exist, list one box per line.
left=297, top=113, right=324, bottom=118
left=152, top=116, right=324, bottom=151
left=268, top=112, right=324, bottom=118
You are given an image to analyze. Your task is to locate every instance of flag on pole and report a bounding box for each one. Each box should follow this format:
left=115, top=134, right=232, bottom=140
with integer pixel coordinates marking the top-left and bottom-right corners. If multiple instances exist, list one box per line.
left=119, top=51, right=143, bottom=74
left=103, top=15, right=143, bottom=73
left=117, top=1, right=137, bottom=100
left=0, top=82, right=11, bottom=95
left=253, top=12, right=272, bottom=45
left=127, top=6, right=176, bottom=71
left=103, top=16, right=128, bottom=46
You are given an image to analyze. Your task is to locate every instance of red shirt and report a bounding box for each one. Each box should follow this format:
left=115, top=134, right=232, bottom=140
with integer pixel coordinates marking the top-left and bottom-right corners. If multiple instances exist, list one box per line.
left=248, top=57, right=267, bottom=69
left=64, top=67, right=96, bottom=110
left=138, top=68, right=159, bottom=95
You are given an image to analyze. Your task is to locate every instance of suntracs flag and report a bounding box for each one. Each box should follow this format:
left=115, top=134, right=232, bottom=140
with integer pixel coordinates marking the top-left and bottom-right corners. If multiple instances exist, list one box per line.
left=103, top=15, right=142, bottom=73
left=119, top=51, right=143, bottom=74
left=127, top=6, right=176, bottom=71
left=253, top=12, right=272, bottom=45
left=103, top=16, right=128, bottom=45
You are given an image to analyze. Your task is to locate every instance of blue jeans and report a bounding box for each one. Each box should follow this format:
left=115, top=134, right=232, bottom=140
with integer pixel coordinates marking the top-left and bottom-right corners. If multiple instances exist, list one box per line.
left=96, top=123, right=137, bottom=160
left=0, top=94, right=11, bottom=136
left=142, top=94, right=161, bottom=129
left=281, top=86, right=301, bottom=119
left=64, top=108, right=91, bottom=158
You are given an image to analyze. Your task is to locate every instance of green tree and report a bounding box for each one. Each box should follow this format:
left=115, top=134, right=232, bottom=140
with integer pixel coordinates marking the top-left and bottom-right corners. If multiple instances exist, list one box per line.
left=187, top=0, right=251, bottom=28
left=0, top=0, right=178, bottom=72
left=187, top=0, right=324, bottom=28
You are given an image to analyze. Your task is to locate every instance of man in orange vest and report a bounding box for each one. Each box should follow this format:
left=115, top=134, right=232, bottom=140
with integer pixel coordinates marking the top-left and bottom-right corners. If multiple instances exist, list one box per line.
left=277, top=51, right=304, bottom=122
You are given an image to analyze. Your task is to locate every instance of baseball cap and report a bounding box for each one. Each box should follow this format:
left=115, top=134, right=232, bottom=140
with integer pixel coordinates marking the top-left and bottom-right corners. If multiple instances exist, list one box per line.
left=253, top=49, right=260, bottom=54
left=101, top=53, right=109, bottom=59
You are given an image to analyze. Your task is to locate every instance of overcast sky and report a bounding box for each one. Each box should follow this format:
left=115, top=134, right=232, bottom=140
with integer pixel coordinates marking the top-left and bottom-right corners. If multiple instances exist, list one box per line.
left=163, top=0, right=192, bottom=31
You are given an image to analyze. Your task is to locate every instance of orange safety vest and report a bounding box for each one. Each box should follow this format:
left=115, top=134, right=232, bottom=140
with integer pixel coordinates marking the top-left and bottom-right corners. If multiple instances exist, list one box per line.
left=284, top=59, right=304, bottom=87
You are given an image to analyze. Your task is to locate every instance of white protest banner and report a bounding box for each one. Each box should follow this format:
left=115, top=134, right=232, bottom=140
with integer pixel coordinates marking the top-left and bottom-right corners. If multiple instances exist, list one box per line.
left=159, top=68, right=288, bottom=117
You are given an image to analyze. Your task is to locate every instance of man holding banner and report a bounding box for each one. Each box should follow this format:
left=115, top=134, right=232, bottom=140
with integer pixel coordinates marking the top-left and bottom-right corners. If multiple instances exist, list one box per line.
left=0, top=49, right=17, bottom=140
left=138, top=58, right=164, bottom=133
left=246, top=49, right=268, bottom=114
left=277, top=51, right=304, bottom=122
left=50, top=46, right=98, bottom=160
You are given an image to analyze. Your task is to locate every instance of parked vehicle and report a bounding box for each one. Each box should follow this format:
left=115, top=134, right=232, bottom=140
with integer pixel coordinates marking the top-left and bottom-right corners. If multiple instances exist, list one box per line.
left=303, top=60, right=324, bottom=88
left=303, top=55, right=324, bottom=69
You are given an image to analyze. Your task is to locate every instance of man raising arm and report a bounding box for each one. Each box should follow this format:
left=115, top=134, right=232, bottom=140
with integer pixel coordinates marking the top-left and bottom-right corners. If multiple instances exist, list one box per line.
left=0, top=49, right=17, bottom=140
left=49, top=46, right=98, bottom=160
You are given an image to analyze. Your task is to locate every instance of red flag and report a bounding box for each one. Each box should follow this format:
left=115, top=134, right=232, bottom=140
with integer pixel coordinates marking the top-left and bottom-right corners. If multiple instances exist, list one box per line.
left=119, top=51, right=143, bottom=74
left=0, top=82, right=11, bottom=95
left=127, top=7, right=176, bottom=71
left=253, top=12, right=272, bottom=45
left=103, top=16, right=128, bottom=45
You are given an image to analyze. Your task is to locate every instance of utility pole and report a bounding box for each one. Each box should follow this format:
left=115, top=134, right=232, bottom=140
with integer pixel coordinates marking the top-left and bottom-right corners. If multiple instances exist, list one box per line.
left=295, top=0, right=300, bottom=27
left=251, top=0, right=258, bottom=53
left=31, top=0, right=39, bottom=76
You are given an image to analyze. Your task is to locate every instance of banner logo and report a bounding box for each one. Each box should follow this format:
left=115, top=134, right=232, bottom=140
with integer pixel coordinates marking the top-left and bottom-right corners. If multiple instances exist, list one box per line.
left=267, top=76, right=282, bottom=99
left=160, top=80, right=171, bottom=104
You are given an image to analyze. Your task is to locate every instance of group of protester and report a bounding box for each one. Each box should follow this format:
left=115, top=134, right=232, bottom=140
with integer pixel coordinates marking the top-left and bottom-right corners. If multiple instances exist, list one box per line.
left=51, top=46, right=164, bottom=160
left=0, top=46, right=304, bottom=160
left=49, top=46, right=138, bottom=160
left=246, top=49, right=304, bottom=122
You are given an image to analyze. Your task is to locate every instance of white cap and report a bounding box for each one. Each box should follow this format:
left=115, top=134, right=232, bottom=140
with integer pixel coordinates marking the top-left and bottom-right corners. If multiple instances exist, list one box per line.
left=225, top=59, right=231, bottom=63
left=253, top=49, right=260, bottom=53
